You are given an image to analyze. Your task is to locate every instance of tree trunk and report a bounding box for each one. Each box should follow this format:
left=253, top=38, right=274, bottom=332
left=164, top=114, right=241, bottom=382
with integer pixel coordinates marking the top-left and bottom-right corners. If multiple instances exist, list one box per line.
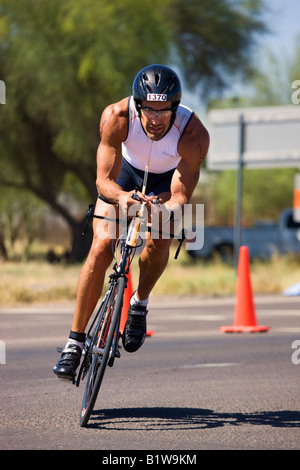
left=0, top=232, right=8, bottom=260
left=68, top=217, right=93, bottom=263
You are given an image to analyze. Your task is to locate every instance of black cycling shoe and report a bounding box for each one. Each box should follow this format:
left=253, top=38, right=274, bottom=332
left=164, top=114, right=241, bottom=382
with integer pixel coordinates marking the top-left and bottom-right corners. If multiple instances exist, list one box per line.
left=53, top=343, right=82, bottom=382
left=122, top=304, right=148, bottom=353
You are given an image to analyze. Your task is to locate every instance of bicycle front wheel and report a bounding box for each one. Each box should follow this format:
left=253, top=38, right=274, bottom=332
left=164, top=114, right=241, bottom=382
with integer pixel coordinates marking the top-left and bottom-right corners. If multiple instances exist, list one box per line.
left=79, top=276, right=125, bottom=427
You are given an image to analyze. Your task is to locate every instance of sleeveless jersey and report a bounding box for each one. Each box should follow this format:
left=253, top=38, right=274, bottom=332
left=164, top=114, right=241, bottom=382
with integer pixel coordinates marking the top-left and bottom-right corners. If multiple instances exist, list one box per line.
left=121, top=96, right=194, bottom=174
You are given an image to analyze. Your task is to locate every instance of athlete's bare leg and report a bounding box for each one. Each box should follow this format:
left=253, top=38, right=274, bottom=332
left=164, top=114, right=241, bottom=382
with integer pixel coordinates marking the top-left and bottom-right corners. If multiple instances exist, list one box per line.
left=136, top=190, right=172, bottom=301
left=71, top=199, right=118, bottom=333
left=136, top=237, right=172, bottom=301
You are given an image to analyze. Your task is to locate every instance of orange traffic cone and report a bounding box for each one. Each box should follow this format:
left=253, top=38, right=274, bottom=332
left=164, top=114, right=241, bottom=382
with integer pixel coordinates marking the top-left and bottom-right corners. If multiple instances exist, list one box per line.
left=119, top=266, right=134, bottom=334
left=219, top=246, right=270, bottom=333
left=119, top=266, right=155, bottom=336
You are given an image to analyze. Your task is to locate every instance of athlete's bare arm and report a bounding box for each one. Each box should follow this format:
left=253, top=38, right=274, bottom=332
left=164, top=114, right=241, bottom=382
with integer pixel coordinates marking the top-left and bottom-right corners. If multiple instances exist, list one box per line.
left=96, top=98, right=149, bottom=209
left=95, top=98, right=128, bottom=203
left=166, top=114, right=210, bottom=210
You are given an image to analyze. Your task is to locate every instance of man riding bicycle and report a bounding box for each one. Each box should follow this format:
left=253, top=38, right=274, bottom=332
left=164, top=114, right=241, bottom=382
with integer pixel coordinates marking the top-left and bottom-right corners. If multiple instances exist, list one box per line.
left=53, top=64, right=210, bottom=381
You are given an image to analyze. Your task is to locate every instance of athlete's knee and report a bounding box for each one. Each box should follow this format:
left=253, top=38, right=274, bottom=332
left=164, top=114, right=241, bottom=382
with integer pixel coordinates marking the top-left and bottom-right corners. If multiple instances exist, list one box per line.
left=94, top=198, right=119, bottom=240
left=88, top=237, right=113, bottom=269
left=144, top=237, right=171, bottom=258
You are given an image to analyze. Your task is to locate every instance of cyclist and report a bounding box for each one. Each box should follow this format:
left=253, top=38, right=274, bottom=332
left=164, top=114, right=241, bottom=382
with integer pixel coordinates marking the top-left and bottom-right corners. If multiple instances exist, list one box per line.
left=53, top=64, right=209, bottom=381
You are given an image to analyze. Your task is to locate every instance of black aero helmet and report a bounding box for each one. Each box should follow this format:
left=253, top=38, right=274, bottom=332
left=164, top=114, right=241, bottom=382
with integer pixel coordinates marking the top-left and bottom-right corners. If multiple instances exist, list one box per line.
left=133, top=64, right=182, bottom=115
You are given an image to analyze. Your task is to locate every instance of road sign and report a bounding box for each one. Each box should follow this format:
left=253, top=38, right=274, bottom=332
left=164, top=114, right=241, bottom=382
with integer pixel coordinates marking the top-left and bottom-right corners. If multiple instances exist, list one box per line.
left=207, top=105, right=300, bottom=170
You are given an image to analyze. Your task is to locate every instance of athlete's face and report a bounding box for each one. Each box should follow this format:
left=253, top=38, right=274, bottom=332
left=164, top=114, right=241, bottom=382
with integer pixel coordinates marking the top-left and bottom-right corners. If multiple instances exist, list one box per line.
left=140, top=100, right=173, bottom=141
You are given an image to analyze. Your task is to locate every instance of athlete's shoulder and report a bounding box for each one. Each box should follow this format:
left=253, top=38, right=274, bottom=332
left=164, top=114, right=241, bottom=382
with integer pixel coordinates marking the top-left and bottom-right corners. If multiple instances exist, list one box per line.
left=186, top=112, right=209, bottom=145
left=100, top=97, right=129, bottom=140
left=101, top=97, right=129, bottom=121
left=179, top=110, right=210, bottom=160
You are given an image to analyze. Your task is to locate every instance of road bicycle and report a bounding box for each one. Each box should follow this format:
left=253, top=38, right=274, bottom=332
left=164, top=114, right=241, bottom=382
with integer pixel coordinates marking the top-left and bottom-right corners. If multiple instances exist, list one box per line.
left=75, top=170, right=185, bottom=427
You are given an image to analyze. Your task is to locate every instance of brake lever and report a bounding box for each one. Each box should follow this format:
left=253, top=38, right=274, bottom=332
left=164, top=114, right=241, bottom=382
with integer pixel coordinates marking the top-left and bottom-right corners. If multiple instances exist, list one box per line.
left=130, top=188, right=141, bottom=201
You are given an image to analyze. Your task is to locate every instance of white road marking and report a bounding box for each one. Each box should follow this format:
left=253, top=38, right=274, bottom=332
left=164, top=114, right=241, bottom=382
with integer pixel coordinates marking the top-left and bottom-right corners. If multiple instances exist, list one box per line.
left=178, top=363, right=240, bottom=369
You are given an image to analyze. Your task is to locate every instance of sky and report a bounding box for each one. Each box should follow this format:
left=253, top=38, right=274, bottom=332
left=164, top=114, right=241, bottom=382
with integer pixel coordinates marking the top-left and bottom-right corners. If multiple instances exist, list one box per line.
left=261, top=0, right=300, bottom=58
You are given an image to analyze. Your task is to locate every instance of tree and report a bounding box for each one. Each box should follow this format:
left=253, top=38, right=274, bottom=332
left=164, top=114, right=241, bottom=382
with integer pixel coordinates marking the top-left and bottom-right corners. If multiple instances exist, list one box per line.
left=0, top=187, right=46, bottom=260
left=0, top=0, right=268, bottom=261
left=168, top=0, right=267, bottom=98
left=0, top=0, right=171, bottom=260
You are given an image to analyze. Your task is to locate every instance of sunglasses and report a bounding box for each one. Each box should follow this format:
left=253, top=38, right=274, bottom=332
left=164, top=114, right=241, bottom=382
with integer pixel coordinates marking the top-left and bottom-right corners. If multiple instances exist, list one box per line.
left=140, top=106, right=173, bottom=119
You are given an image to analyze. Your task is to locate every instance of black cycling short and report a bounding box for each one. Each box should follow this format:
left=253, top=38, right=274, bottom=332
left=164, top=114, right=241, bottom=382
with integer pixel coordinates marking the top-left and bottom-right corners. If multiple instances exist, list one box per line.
left=117, top=157, right=175, bottom=194
left=99, top=157, right=175, bottom=203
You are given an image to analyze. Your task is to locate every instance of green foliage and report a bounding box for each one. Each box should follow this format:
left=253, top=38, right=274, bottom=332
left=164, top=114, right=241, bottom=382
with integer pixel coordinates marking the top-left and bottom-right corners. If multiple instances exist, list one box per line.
left=0, top=187, right=47, bottom=259
left=0, top=0, right=171, bottom=197
left=168, top=0, right=267, bottom=97
left=213, top=169, right=297, bottom=226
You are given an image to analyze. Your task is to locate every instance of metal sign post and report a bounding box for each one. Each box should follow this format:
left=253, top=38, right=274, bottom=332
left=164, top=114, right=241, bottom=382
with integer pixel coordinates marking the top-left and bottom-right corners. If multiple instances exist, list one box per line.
left=234, top=115, right=245, bottom=268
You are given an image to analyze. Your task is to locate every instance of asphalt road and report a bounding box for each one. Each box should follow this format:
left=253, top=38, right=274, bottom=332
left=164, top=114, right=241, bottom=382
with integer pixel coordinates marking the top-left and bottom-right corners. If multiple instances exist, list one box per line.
left=1, top=295, right=300, bottom=451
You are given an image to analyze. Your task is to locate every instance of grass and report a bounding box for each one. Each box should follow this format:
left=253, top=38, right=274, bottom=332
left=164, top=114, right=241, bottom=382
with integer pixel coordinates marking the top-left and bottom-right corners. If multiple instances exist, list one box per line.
left=0, top=247, right=300, bottom=306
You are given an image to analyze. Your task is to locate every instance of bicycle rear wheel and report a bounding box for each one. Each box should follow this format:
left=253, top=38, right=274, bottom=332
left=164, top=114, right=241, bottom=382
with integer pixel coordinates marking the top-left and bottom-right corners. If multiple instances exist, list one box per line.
left=79, top=276, right=125, bottom=427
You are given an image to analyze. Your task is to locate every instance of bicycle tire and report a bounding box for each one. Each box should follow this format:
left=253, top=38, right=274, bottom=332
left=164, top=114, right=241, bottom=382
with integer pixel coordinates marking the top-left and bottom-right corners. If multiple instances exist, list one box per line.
left=79, top=276, right=125, bottom=427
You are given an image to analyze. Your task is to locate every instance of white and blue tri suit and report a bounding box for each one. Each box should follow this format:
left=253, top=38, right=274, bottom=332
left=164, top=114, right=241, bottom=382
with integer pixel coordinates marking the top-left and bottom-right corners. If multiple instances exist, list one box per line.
left=116, top=96, right=194, bottom=195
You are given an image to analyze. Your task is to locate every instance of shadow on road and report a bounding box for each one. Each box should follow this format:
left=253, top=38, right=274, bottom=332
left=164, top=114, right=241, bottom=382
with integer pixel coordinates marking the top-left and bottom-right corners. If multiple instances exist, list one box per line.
left=87, top=407, right=300, bottom=430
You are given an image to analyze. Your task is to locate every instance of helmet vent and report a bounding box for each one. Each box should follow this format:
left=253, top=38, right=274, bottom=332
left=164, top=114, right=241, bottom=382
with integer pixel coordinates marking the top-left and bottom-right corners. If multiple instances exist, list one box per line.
left=155, top=73, right=160, bottom=86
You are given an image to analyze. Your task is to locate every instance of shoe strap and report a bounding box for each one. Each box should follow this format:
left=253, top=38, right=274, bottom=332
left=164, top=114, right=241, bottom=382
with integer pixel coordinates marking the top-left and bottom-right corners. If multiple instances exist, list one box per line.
left=129, top=305, right=148, bottom=315
left=56, top=346, right=81, bottom=355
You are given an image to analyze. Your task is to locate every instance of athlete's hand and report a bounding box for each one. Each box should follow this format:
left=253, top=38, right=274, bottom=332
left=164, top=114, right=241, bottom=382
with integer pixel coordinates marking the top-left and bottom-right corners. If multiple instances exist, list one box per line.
left=117, top=189, right=149, bottom=216
left=147, top=194, right=161, bottom=205
left=130, top=189, right=149, bottom=204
